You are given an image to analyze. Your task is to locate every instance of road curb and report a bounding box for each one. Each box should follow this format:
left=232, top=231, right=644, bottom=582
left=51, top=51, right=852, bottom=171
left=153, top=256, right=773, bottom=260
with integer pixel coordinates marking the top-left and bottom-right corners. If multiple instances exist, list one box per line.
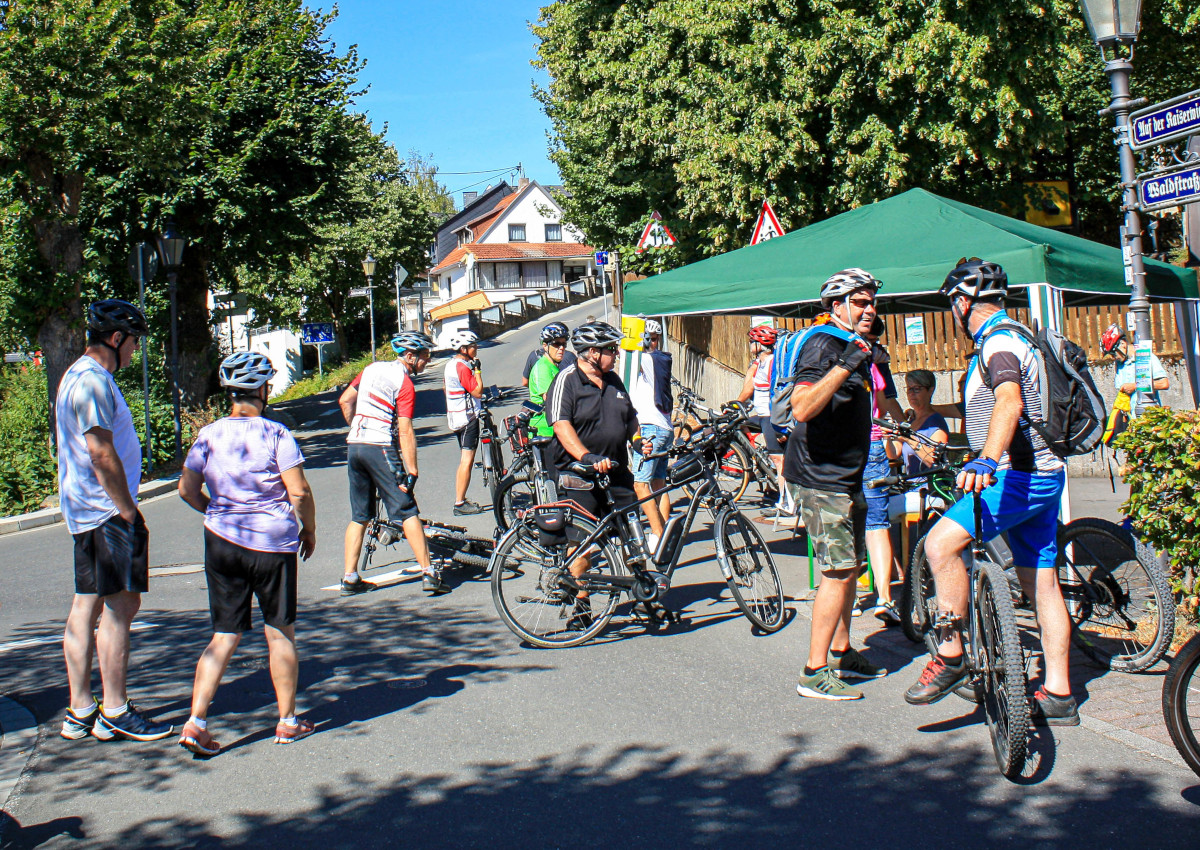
left=0, top=697, right=37, bottom=809
left=0, top=477, right=179, bottom=537
left=1078, top=712, right=1188, bottom=770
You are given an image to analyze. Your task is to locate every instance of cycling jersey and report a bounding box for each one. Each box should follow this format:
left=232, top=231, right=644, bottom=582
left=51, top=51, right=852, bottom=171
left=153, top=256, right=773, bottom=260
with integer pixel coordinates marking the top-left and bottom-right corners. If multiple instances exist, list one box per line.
left=528, top=355, right=560, bottom=437
left=347, top=361, right=415, bottom=446
left=964, top=311, right=1063, bottom=474
left=751, top=353, right=773, bottom=416
left=443, top=356, right=480, bottom=432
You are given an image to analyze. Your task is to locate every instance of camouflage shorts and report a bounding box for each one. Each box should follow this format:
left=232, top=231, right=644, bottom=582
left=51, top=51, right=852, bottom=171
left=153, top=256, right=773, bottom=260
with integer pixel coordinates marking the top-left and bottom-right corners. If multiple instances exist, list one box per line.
left=788, top=484, right=867, bottom=574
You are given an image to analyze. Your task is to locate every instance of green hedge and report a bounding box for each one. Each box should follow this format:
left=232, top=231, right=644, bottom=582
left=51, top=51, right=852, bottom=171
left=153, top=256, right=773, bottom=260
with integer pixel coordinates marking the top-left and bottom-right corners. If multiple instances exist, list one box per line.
left=1116, top=406, right=1200, bottom=618
left=274, top=348, right=388, bottom=403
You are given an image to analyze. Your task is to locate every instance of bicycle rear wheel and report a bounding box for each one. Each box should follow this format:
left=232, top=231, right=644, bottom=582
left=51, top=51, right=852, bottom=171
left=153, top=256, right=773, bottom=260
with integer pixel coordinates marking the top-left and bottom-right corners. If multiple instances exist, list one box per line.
left=490, top=513, right=627, bottom=648
left=1057, top=517, right=1173, bottom=673
left=1163, top=634, right=1200, bottom=779
left=686, top=442, right=751, bottom=503
left=714, top=508, right=786, bottom=631
left=974, top=558, right=1029, bottom=780
left=493, top=473, right=538, bottom=532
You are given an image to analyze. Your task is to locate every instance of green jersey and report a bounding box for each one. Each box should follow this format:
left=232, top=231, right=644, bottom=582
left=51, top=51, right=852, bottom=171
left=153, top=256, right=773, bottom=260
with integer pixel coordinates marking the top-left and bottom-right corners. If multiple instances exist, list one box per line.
left=528, top=355, right=560, bottom=437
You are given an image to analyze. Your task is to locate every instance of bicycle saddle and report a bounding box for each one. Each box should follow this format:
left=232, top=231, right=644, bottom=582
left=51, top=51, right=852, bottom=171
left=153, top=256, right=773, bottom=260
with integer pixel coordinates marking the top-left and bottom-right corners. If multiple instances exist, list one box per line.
left=530, top=435, right=553, bottom=447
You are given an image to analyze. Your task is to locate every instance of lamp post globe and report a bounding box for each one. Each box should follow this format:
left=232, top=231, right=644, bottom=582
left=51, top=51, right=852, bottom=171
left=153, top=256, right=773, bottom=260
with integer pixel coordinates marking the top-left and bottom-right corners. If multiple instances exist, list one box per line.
left=362, top=252, right=377, bottom=360
left=1079, top=0, right=1143, bottom=47
left=361, top=252, right=377, bottom=278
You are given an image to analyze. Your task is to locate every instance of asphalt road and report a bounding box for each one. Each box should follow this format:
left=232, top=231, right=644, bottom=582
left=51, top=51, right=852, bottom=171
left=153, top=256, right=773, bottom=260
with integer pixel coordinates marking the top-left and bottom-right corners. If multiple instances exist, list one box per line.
left=1, top=296, right=1198, bottom=848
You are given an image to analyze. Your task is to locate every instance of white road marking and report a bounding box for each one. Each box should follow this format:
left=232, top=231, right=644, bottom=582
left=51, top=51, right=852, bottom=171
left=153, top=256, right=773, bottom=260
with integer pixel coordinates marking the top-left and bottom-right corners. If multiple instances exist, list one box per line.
left=0, top=621, right=158, bottom=655
left=320, top=565, right=425, bottom=591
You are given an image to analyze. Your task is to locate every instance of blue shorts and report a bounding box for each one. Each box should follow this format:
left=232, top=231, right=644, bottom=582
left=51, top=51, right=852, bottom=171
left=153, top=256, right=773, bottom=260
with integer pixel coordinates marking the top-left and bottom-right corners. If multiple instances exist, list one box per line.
left=633, top=424, right=672, bottom=483
left=863, top=440, right=890, bottom=531
left=941, top=468, right=1065, bottom=570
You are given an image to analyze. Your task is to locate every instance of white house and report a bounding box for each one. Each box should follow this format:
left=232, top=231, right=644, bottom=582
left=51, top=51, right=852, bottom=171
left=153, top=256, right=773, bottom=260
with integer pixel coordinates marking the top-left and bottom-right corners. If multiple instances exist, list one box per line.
left=209, top=291, right=304, bottom=397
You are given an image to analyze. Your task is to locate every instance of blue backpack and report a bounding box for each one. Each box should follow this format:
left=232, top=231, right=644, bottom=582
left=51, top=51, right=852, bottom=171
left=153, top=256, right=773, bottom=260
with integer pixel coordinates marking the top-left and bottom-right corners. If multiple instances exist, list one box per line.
left=768, top=324, right=859, bottom=437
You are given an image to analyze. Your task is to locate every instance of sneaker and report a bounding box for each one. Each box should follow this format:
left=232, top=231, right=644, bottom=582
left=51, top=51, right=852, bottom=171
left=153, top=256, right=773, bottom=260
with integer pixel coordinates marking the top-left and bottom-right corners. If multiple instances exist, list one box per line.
left=92, top=705, right=173, bottom=742
left=453, top=500, right=484, bottom=516
left=340, top=576, right=377, bottom=596
left=61, top=704, right=99, bottom=740
left=1030, top=687, right=1080, bottom=727
left=904, top=656, right=969, bottom=706
left=566, top=597, right=593, bottom=631
left=422, top=571, right=450, bottom=594
left=178, top=721, right=221, bottom=757
left=833, top=647, right=888, bottom=680
left=274, top=717, right=315, bottom=744
left=873, top=601, right=901, bottom=626
left=796, top=667, right=863, bottom=701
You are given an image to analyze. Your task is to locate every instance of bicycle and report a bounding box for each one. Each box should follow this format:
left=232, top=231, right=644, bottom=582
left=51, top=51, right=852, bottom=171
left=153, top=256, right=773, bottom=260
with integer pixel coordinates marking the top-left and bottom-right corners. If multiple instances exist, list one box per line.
left=1163, top=631, right=1200, bottom=779
left=476, top=385, right=526, bottom=505
left=356, top=496, right=495, bottom=582
left=671, top=379, right=777, bottom=505
left=493, top=407, right=559, bottom=531
left=488, top=407, right=787, bottom=647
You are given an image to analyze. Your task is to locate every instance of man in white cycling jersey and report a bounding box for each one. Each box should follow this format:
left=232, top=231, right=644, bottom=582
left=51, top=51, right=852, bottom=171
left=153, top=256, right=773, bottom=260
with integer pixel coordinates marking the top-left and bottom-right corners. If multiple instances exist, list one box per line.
left=339, top=332, right=444, bottom=595
left=443, top=330, right=485, bottom=516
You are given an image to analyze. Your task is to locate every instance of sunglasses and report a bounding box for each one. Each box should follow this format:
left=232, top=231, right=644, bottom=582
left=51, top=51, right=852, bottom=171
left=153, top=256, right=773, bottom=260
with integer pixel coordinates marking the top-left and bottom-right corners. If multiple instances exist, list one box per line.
left=956, top=256, right=983, bottom=266
left=849, top=298, right=876, bottom=308
left=597, top=345, right=619, bottom=354
left=548, top=340, right=567, bottom=348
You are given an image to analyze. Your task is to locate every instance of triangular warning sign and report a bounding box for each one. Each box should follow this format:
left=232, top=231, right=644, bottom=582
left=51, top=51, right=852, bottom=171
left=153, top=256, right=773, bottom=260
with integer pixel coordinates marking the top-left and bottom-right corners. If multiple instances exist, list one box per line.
left=750, top=200, right=786, bottom=245
left=635, top=210, right=677, bottom=253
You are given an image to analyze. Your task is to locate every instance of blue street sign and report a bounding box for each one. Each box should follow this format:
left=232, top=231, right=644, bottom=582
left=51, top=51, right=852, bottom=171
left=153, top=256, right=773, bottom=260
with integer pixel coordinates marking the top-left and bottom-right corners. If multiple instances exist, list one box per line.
left=1129, top=89, right=1200, bottom=150
left=1137, top=163, right=1200, bottom=213
left=301, top=322, right=334, bottom=345
left=594, top=251, right=609, bottom=267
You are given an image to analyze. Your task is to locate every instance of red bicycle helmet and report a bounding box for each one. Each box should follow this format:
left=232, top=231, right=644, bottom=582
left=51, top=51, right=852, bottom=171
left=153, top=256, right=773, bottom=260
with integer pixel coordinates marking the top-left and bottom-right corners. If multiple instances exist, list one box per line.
left=747, top=325, right=777, bottom=347
left=1101, top=323, right=1125, bottom=354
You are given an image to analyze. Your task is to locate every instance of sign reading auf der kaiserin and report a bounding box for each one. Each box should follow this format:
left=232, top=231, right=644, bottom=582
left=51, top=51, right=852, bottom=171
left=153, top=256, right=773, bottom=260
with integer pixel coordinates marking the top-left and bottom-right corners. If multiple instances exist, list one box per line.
left=1137, top=163, right=1200, bottom=213
left=1129, top=89, right=1200, bottom=150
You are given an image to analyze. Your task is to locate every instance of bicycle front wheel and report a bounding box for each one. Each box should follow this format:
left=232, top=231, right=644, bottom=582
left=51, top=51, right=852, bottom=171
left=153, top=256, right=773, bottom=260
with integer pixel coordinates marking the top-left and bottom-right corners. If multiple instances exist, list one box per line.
left=493, top=473, right=538, bottom=532
left=490, top=513, right=627, bottom=648
left=687, top=441, right=751, bottom=503
left=1057, top=517, right=1173, bottom=673
left=1163, top=634, right=1200, bottom=779
left=901, top=533, right=936, bottom=644
left=714, top=508, right=786, bottom=632
left=974, top=558, right=1030, bottom=780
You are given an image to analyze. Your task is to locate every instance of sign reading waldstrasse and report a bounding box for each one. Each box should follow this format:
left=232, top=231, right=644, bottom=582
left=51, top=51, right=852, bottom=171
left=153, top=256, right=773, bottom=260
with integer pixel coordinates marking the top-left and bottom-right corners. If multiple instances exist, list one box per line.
left=1137, top=162, right=1200, bottom=212
left=750, top=200, right=786, bottom=244
left=635, top=211, right=677, bottom=252
left=1130, top=89, right=1200, bottom=150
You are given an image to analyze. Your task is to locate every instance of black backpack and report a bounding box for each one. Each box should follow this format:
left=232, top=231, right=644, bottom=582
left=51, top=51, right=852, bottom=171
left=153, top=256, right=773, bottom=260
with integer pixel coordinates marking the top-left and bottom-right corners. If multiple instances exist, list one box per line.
left=978, top=321, right=1107, bottom=458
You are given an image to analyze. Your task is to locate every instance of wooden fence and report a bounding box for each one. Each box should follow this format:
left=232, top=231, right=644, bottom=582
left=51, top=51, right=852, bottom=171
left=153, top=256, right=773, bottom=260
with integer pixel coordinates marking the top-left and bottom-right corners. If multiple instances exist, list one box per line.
left=669, top=302, right=1184, bottom=375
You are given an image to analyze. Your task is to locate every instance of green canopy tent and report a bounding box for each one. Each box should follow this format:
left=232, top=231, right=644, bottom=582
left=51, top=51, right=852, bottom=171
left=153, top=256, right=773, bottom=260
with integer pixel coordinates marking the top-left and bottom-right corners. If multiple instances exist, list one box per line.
left=623, top=188, right=1198, bottom=318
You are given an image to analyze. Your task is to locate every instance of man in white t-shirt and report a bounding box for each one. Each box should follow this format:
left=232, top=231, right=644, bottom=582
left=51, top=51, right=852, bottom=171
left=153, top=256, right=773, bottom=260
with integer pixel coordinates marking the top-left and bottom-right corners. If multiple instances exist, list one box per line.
left=57, top=299, right=172, bottom=743
left=628, top=320, right=673, bottom=543
left=443, top=330, right=484, bottom=516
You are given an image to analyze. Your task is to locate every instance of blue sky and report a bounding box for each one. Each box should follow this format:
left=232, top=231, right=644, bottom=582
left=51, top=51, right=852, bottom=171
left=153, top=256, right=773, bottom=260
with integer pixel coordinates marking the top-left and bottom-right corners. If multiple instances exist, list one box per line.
left=315, top=1, right=559, bottom=203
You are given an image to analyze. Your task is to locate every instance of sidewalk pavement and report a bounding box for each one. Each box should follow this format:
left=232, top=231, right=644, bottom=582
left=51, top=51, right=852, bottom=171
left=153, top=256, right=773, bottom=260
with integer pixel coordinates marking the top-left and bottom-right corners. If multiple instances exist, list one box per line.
left=0, top=476, right=180, bottom=537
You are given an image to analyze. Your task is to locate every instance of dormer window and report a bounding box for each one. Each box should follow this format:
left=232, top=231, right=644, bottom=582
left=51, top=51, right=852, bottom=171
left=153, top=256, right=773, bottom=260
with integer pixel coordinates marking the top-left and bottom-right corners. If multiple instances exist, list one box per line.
left=545, top=223, right=562, bottom=242
left=458, top=228, right=473, bottom=247
left=508, top=224, right=527, bottom=242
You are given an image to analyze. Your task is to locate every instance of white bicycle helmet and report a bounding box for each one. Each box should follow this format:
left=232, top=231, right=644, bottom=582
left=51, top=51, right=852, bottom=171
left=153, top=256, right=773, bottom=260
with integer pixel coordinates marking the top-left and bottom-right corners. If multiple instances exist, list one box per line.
left=219, top=351, right=276, bottom=391
left=643, top=318, right=663, bottom=335
left=820, top=268, right=882, bottom=307
left=571, top=321, right=623, bottom=351
left=391, top=331, right=433, bottom=354
left=448, top=330, right=479, bottom=350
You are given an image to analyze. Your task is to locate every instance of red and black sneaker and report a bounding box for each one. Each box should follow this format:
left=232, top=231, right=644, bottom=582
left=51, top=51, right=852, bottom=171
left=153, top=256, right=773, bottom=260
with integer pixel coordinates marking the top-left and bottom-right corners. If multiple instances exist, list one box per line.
left=1030, top=686, right=1080, bottom=726
left=904, top=656, right=968, bottom=705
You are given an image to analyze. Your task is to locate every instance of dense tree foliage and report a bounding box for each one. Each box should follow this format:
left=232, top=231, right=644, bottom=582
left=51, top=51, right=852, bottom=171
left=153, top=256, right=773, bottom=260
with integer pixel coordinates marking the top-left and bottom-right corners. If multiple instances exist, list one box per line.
left=535, top=0, right=1200, bottom=271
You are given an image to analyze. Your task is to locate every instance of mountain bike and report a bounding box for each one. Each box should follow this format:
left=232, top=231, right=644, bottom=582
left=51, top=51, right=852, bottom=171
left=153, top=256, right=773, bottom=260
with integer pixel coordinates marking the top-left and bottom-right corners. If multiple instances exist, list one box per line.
left=493, top=408, right=558, bottom=531
left=1163, top=632, right=1200, bottom=779
left=356, top=495, right=495, bottom=581
left=476, top=385, right=525, bottom=505
left=489, top=407, right=786, bottom=647
left=671, top=379, right=777, bottom=504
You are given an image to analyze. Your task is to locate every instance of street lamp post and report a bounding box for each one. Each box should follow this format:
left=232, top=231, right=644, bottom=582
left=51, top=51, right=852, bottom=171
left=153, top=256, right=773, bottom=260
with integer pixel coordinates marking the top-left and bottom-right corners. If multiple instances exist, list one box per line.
left=362, top=252, right=377, bottom=360
left=1079, top=0, right=1152, bottom=410
left=156, top=222, right=187, bottom=460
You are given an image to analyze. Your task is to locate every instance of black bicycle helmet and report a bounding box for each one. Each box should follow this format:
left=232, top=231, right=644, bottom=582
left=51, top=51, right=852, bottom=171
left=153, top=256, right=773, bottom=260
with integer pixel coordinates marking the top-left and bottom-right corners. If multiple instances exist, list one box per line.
left=540, top=321, right=569, bottom=343
left=88, top=299, right=149, bottom=336
left=570, top=321, right=623, bottom=352
left=940, top=258, right=1008, bottom=301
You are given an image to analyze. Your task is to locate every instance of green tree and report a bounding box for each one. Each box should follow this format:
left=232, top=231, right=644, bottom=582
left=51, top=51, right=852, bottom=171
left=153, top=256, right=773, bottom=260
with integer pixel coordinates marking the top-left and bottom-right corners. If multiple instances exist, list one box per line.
left=406, top=150, right=457, bottom=219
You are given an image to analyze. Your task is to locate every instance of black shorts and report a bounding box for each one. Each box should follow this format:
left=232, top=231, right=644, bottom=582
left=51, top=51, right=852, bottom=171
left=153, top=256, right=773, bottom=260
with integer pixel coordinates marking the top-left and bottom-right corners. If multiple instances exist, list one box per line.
left=747, top=415, right=785, bottom=456
left=347, top=443, right=420, bottom=525
left=204, top=528, right=297, bottom=633
left=455, top=417, right=480, bottom=451
left=72, top=513, right=149, bottom=596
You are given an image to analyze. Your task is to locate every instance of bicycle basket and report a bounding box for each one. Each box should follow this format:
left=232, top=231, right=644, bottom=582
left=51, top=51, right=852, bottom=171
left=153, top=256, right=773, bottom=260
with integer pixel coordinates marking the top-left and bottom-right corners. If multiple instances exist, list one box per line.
left=667, top=452, right=705, bottom=485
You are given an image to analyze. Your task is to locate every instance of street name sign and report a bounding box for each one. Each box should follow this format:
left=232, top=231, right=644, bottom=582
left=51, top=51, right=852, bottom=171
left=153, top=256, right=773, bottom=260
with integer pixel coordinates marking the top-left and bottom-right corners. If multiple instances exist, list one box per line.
left=750, top=200, right=786, bottom=244
left=1130, top=89, right=1200, bottom=150
left=1137, top=162, right=1200, bottom=212
left=348, top=287, right=371, bottom=298
left=301, top=322, right=334, bottom=345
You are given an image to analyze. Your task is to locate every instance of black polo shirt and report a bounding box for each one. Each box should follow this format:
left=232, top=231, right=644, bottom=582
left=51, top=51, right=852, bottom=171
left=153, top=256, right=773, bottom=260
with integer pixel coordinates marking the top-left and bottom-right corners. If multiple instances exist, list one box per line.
left=782, top=332, right=873, bottom=494
left=544, top=362, right=637, bottom=486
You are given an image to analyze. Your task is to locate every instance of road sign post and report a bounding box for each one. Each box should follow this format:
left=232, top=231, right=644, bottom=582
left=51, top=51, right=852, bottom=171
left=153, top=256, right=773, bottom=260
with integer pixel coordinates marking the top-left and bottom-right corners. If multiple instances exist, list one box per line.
left=393, top=262, right=408, bottom=332
left=301, top=322, right=335, bottom=378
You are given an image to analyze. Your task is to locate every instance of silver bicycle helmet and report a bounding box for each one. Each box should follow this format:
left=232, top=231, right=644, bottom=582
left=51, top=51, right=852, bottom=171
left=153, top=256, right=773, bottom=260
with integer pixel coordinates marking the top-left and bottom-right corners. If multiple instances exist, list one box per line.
left=219, top=351, right=276, bottom=391
left=447, top=329, right=478, bottom=350
left=391, top=331, right=434, bottom=354
left=940, top=258, right=1008, bottom=301
left=643, top=318, right=663, bottom=335
left=88, top=299, right=149, bottom=335
left=570, top=321, right=623, bottom=352
left=820, top=269, right=881, bottom=307
left=540, top=321, right=569, bottom=343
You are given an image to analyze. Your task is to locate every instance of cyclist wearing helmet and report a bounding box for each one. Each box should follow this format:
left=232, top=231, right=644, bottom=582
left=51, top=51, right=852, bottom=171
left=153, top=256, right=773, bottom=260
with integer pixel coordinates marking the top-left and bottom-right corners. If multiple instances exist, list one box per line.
left=177, top=352, right=317, bottom=755
left=443, top=329, right=485, bottom=516
left=339, top=331, right=441, bottom=595
left=57, top=299, right=173, bottom=742
left=905, top=258, right=1077, bottom=726
left=737, top=323, right=785, bottom=501
left=627, top=318, right=674, bottom=547
left=528, top=323, right=571, bottom=438
left=1101, top=322, right=1169, bottom=409
left=545, top=321, right=652, bottom=628
left=787, top=270, right=888, bottom=701
left=522, top=321, right=577, bottom=387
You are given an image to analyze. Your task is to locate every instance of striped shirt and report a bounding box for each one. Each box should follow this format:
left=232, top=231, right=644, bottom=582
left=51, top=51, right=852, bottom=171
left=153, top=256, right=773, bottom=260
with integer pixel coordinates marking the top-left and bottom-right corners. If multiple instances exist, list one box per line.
left=347, top=361, right=415, bottom=446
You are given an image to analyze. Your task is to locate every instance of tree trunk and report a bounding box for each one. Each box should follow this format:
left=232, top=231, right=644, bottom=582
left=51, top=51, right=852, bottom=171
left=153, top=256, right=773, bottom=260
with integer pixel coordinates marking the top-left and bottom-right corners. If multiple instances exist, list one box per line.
left=174, top=246, right=214, bottom=407
left=38, top=303, right=84, bottom=441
